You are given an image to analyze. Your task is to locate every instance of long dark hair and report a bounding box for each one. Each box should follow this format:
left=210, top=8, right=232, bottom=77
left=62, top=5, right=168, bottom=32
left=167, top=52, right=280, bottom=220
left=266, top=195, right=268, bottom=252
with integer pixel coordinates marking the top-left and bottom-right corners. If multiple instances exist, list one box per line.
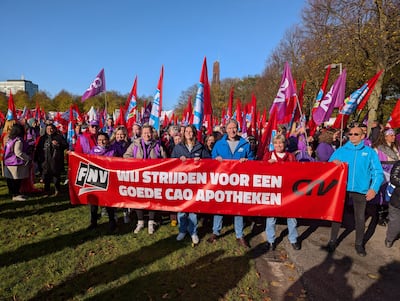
left=8, top=123, right=25, bottom=140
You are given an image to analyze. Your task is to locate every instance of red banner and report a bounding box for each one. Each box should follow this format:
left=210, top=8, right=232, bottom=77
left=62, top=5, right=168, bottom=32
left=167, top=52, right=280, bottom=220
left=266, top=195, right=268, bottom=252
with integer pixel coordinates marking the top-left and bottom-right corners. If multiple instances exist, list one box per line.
left=68, top=152, right=348, bottom=222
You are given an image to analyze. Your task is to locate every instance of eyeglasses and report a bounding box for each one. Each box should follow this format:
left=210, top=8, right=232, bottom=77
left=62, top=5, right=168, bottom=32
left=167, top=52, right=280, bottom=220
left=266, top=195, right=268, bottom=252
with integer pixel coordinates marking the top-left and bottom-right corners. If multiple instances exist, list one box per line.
left=348, top=133, right=361, bottom=136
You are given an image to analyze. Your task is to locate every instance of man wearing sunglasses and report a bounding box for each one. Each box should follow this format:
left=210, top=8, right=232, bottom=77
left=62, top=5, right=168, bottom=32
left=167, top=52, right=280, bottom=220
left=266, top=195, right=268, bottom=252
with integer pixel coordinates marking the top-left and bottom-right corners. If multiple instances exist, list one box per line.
left=325, top=126, right=383, bottom=256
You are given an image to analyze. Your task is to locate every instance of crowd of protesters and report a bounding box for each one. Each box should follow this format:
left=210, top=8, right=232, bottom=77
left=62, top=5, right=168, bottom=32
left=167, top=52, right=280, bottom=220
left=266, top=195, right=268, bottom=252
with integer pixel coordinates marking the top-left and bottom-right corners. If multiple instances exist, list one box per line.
left=2, top=113, right=400, bottom=256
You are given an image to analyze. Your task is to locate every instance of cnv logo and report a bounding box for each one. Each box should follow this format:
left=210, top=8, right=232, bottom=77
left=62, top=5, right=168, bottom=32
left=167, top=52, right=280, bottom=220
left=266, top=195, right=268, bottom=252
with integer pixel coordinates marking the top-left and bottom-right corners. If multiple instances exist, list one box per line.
left=75, top=162, right=109, bottom=196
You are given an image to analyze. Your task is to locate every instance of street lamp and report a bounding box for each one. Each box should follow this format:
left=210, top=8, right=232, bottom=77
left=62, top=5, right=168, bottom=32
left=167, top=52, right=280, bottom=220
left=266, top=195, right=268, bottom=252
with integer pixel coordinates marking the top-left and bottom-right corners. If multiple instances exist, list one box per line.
left=324, top=63, right=342, bottom=75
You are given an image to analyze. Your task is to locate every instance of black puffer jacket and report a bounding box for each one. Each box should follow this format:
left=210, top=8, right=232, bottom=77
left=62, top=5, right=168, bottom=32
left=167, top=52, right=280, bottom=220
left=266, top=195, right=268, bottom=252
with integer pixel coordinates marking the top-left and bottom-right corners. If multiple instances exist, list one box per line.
left=390, top=160, right=400, bottom=208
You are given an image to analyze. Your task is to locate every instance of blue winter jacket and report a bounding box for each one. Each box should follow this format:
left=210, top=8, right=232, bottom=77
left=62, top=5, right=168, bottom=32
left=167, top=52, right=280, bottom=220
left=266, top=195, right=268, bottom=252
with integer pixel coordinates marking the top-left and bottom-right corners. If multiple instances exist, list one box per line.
left=171, top=141, right=211, bottom=159
left=329, top=141, right=383, bottom=194
left=211, top=134, right=254, bottom=160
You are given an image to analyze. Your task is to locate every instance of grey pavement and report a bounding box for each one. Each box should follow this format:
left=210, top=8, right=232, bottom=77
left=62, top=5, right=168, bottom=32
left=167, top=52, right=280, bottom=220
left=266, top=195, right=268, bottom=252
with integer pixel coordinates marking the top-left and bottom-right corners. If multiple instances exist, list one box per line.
left=251, top=217, right=400, bottom=301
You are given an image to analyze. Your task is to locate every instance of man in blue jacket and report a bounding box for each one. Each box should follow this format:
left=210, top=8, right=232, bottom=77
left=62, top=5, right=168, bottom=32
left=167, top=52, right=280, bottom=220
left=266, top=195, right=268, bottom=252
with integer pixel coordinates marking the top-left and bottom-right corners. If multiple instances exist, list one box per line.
left=207, top=119, right=255, bottom=248
left=326, top=125, right=383, bottom=256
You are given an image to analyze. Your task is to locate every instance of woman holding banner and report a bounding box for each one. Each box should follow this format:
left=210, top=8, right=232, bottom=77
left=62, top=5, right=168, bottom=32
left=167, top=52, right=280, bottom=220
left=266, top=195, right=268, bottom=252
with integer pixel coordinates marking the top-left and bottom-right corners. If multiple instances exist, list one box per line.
left=110, top=125, right=132, bottom=224
left=89, top=132, right=118, bottom=232
left=171, top=124, right=210, bottom=245
left=262, top=134, right=301, bottom=251
left=123, top=124, right=167, bottom=234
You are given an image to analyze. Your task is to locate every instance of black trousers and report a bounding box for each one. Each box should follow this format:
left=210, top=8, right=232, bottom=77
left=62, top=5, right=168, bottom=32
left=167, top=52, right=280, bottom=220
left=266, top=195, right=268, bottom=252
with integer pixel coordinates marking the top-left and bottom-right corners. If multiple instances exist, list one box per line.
left=90, top=205, right=115, bottom=225
left=6, top=178, right=22, bottom=196
left=330, top=192, right=367, bottom=246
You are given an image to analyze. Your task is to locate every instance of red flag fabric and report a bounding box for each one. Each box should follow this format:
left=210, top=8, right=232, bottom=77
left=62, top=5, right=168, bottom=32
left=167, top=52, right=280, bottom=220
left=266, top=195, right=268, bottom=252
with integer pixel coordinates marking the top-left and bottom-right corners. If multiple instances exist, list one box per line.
left=125, top=76, right=138, bottom=131
left=6, top=91, right=16, bottom=121
left=356, top=70, right=384, bottom=113
left=235, top=99, right=242, bottom=129
left=250, top=93, right=257, bottom=137
left=332, top=70, right=383, bottom=129
left=183, top=95, right=193, bottom=125
left=115, top=105, right=127, bottom=127
left=386, top=99, right=400, bottom=128
left=257, top=107, right=278, bottom=159
left=201, top=58, right=212, bottom=115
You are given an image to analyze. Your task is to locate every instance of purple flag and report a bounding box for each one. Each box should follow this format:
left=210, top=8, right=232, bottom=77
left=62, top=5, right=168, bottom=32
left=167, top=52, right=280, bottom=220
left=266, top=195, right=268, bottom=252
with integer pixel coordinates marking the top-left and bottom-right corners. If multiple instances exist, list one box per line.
left=81, top=68, right=106, bottom=102
left=269, top=62, right=296, bottom=122
left=312, top=70, right=347, bottom=125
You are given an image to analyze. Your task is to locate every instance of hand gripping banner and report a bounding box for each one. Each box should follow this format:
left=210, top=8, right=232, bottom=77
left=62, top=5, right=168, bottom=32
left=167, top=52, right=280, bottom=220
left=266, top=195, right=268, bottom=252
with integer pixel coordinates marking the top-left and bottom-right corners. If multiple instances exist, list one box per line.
left=68, top=152, right=348, bottom=222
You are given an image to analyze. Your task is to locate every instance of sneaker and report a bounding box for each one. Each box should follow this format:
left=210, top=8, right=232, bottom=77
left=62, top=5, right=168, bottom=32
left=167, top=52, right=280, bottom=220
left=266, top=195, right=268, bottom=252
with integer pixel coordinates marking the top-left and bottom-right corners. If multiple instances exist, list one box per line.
left=323, top=240, right=336, bottom=253
left=12, top=195, right=26, bottom=201
left=207, top=234, right=218, bottom=243
left=291, top=242, right=301, bottom=250
left=236, top=237, right=250, bottom=249
left=134, top=221, right=144, bottom=234
left=123, top=215, right=131, bottom=224
left=385, top=239, right=394, bottom=248
left=355, top=245, right=367, bottom=257
left=176, top=232, right=186, bottom=241
left=265, top=242, right=276, bottom=252
left=148, top=221, right=156, bottom=235
left=101, top=207, right=108, bottom=217
left=191, top=234, right=199, bottom=244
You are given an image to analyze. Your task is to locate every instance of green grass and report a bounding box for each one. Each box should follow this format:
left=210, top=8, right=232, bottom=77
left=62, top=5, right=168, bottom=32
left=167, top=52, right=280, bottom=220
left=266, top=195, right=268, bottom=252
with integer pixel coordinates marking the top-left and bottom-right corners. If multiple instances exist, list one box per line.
left=0, top=177, right=270, bottom=301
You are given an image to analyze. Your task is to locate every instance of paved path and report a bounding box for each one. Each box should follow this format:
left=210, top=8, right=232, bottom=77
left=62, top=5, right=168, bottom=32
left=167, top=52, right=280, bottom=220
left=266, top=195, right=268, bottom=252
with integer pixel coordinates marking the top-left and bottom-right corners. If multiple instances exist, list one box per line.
left=251, top=218, right=400, bottom=301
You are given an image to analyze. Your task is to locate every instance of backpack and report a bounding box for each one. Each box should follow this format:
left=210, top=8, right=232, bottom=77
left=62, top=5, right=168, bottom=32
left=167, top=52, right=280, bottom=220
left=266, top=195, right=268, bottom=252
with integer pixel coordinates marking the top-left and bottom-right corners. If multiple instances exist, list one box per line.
left=385, top=182, right=396, bottom=202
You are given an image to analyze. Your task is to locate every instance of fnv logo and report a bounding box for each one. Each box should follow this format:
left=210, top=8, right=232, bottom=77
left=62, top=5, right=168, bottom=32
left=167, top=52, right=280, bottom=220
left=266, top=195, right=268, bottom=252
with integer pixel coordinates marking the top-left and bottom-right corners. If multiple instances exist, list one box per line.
left=75, top=162, right=109, bottom=195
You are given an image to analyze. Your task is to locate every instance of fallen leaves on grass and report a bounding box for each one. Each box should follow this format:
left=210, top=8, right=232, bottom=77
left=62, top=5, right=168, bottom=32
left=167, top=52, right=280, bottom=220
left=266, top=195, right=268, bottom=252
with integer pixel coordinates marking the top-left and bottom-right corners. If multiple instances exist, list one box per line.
left=367, top=273, right=379, bottom=280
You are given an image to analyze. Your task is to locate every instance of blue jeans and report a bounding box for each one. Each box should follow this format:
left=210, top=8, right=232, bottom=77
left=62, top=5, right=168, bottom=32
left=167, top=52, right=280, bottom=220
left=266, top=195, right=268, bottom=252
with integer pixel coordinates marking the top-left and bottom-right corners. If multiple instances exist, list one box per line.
left=265, top=217, right=298, bottom=243
left=178, top=212, right=197, bottom=235
left=212, top=215, right=244, bottom=239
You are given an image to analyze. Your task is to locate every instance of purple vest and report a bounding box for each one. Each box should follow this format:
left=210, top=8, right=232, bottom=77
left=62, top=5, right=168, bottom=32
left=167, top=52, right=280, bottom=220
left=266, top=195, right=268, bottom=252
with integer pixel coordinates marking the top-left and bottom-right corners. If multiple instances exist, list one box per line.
left=3, top=137, right=26, bottom=166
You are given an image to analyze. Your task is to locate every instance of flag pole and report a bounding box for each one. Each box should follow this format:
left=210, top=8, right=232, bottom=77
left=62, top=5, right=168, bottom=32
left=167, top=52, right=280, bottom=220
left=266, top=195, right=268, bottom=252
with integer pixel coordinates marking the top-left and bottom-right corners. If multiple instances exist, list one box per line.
left=104, top=92, right=107, bottom=118
left=340, top=115, right=344, bottom=147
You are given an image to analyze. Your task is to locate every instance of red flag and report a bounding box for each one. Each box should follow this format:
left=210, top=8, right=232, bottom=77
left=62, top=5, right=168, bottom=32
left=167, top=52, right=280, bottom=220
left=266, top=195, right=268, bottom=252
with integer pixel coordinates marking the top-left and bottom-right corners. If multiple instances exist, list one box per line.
left=162, top=112, right=169, bottom=128
left=6, top=91, right=16, bottom=121
left=250, top=93, right=257, bottom=137
left=386, top=99, right=400, bottom=128
left=183, top=95, right=193, bottom=125
left=356, top=70, right=384, bottom=113
left=260, top=108, right=267, bottom=130
left=125, top=76, right=138, bottom=131
left=235, top=99, right=242, bottom=129
left=115, top=105, right=127, bottom=127
left=333, top=70, right=383, bottom=129
left=220, top=108, right=226, bottom=126
left=257, top=107, right=278, bottom=159
left=201, top=58, right=212, bottom=115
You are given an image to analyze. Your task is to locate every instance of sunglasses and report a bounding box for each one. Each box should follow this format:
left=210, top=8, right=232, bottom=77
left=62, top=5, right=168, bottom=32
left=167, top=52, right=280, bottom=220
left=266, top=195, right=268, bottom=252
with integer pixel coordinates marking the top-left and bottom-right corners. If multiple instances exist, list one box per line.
left=348, top=133, right=361, bottom=136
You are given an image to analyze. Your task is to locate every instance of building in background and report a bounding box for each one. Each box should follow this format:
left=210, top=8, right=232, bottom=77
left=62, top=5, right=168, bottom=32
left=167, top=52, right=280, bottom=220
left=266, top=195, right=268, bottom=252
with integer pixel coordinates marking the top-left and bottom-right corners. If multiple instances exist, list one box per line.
left=0, top=77, right=39, bottom=98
